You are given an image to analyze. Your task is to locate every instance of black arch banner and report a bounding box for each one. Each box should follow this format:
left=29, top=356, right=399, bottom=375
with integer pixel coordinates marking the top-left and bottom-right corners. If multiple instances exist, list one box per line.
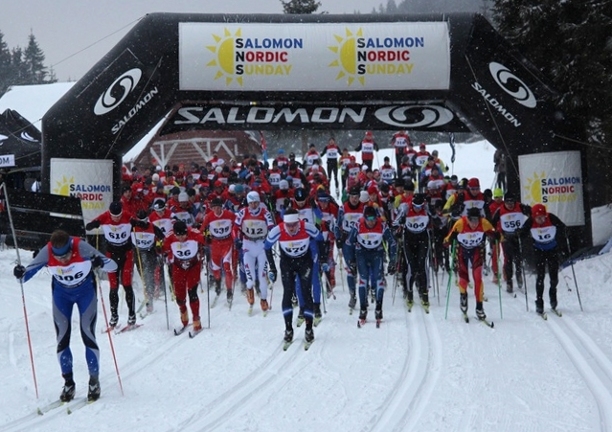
left=41, top=12, right=590, bottom=247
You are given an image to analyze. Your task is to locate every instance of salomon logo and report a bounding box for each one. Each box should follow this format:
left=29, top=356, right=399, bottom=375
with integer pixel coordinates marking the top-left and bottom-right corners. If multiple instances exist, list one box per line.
left=94, top=68, right=143, bottom=115
left=20, top=131, right=38, bottom=142
left=489, top=62, right=536, bottom=108
left=0, top=134, right=7, bottom=144
left=374, top=105, right=453, bottom=128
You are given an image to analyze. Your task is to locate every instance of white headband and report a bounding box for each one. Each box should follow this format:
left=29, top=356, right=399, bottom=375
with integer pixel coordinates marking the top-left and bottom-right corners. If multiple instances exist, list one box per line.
left=283, top=213, right=300, bottom=224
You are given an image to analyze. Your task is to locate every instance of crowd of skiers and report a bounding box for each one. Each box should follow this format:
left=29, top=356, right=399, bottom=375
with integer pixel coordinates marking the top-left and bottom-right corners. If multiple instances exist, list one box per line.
left=11, top=130, right=568, bottom=401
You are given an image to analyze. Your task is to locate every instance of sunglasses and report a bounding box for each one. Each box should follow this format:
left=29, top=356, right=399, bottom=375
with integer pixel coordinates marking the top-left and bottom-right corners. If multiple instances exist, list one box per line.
left=53, top=250, right=72, bottom=260
left=365, top=216, right=377, bottom=221
left=468, top=216, right=480, bottom=223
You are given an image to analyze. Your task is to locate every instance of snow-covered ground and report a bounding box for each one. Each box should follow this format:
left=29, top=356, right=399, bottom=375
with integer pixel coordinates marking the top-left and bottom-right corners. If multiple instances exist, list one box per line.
left=3, top=142, right=612, bottom=432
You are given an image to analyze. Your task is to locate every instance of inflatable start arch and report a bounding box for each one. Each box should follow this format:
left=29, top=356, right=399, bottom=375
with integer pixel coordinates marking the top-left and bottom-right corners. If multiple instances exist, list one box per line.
left=41, top=12, right=590, bottom=247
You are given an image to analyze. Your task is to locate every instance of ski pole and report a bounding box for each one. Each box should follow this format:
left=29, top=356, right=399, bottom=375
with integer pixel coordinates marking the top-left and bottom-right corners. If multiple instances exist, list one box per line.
left=206, top=260, right=211, bottom=329
left=134, top=245, right=149, bottom=315
left=566, top=237, right=583, bottom=311
left=161, top=258, right=169, bottom=330
left=494, top=238, right=503, bottom=319
left=319, top=270, right=327, bottom=314
left=337, top=248, right=345, bottom=292
left=3, top=184, right=39, bottom=399
left=96, top=269, right=124, bottom=396
left=517, top=236, right=529, bottom=312
left=444, top=241, right=456, bottom=320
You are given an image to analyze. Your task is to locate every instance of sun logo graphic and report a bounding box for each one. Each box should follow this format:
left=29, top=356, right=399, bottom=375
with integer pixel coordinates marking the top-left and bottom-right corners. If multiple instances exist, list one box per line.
left=523, top=171, right=545, bottom=204
left=328, top=28, right=364, bottom=86
left=207, top=28, right=242, bottom=86
left=53, top=175, right=75, bottom=197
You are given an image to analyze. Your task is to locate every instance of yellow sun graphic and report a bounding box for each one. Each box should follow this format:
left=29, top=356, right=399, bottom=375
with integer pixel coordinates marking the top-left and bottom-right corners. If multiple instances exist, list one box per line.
left=53, top=175, right=74, bottom=197
left=328, top=27, right=365, bottom=86
left=523, top=171, right=546, bottom=204
left=207, top=28, right=243, bottom=86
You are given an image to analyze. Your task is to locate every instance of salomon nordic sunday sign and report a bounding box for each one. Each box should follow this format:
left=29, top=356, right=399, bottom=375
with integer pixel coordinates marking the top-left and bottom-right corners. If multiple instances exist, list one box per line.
left=179, top=22, right=450, bottom=91
left=50, top=158, right=114, bottom=225
left=518, top=151, right=585, bottom=226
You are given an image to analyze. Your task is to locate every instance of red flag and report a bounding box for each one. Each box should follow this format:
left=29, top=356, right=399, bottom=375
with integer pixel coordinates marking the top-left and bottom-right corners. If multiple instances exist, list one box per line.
left=259, top=131, right=267, bottom=151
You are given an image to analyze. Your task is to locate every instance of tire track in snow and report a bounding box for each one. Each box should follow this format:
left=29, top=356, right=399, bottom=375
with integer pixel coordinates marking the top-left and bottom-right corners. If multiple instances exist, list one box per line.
left=547, top=314, right=612, bottom=431
left=364, top=305, right=441, bottom=432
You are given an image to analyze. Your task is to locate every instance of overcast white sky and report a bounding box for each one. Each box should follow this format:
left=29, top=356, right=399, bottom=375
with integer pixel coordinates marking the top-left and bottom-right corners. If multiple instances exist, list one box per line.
left=0, top=0, right=387, bottom=82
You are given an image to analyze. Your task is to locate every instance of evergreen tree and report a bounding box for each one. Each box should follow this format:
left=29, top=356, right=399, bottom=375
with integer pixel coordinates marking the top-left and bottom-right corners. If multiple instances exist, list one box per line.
left=10, top=46, right=25, bottom=85
left=280, top=0, right=321, bottom=14
left=493, top=0, right=612, bottom=203
left=23, top=32, right=47, bottom=84
left=0, top=31, right=12, bottom=95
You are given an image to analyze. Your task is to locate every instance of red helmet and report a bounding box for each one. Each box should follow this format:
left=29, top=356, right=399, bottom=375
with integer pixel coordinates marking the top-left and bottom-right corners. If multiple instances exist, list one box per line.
left=531, top=203, right=547, bottom=218
left=365, top=131, right=373, bottom=138
left=467, top=177, right=480, bottom=188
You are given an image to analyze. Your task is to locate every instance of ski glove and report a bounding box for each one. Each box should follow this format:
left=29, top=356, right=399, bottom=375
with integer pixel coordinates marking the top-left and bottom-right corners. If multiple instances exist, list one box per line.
left=13, top=265, right=26, bottom=279
left=91, top=256, right=104, bottom=269
left=321, top=263, right=330, bottom=273
left=85, top=220, right=101, bottom=231
left=268, top=271, right=277, bottom=283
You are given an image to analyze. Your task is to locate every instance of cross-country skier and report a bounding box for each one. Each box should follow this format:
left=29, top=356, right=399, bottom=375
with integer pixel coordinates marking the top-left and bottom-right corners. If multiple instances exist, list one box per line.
left=393, top=193, right=431, bottom=308
left=13, top=229, right=117, bottom=402
left=85, top=201, right=137, bottom=329
left=444, top=207, right=497, bottom=320
left=200, top=197, right=237, bottom=305
left=162, top=220, right=206, bottom=332
left=233, top=191, right=275, bottom=314
left=491, top=192, right=531, bottom=293
left=345, top=206, right=397, bottom=324
left=264, top=209, right=325, bottom=346
left=520, top=203, right=566, bottom=315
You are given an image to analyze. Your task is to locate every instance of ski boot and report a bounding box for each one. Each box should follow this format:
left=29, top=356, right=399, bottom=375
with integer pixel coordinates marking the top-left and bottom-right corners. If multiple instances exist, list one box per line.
left=305, top=327, right=315, bottom=343
left=550, top=289, right=558, bottom=311
left=348, top=291, right=357, bottom=310
left=227, top=289, right=233, bottom=303
left=375, top=308, right=383, bottom=320
left=214, top=279, right=222, bottom=296
left=87, top=376, right=101, bottom=402
left=128, top=314, right=137, bottom=326
left=475, top=302, right=486, bottom=320
left=420, top=291, right=430, bottom=312
left=60, top=374, right=76, bottom=402
left=535, top=297, right=545, bottom=315
left=460, top=292, right=468, bottom=314
left=506, top=281, right=513, bottom=294
left=284, top=328, right=294, bottom=343
left=192, top=318, right=202, bottom=332
left=296, top=309, right=305, bottom=327
left=358, top=308, right=367, bottom=326
left=180, top=311, right=189, bottom=328
left=314, top=303, right=322, bottom=320
left=109, top=313, right=119, bottom=329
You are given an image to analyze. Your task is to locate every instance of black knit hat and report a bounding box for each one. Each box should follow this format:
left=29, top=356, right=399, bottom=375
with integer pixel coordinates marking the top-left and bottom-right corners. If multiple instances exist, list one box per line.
left=173, top=221, right=188, bottom=235
left=109, top=201, right=123, bottom=216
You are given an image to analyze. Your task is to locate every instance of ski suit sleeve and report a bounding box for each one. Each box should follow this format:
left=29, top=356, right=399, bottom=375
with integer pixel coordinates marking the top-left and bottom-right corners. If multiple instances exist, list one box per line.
left=78, top=241, right=118, bottom=273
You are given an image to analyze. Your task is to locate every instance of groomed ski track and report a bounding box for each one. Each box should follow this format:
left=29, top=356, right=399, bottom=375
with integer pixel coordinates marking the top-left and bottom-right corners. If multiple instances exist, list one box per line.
left=3, top=265, right=612, bottom=432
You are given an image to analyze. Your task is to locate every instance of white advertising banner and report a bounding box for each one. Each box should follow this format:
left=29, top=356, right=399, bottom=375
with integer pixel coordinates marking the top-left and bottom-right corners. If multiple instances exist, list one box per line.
left=179, top=22, right=450, bottom=91
left=50, top=158, right=114, bottom=225
left=0, top=154, right=15, bottom=168
left=518, top=151, right=584, bottom=226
